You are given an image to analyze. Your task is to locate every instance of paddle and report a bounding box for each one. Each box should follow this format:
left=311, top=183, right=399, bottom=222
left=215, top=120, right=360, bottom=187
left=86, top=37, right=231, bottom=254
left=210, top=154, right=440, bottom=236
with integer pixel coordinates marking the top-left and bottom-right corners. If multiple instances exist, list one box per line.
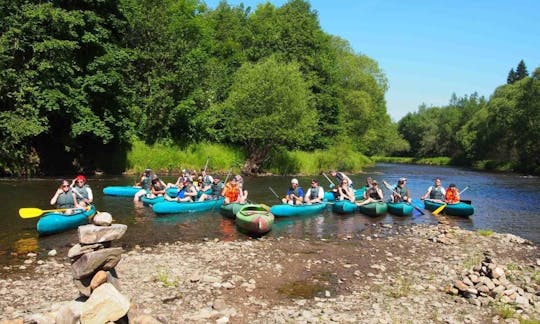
left=268, top=187, right=282, bottom=202
left=382, top=180, right=424, bottom=216
left=322, top=173, right=336, bottom=187
left=19, top=206, right=86, bottom=219
left=203, top=157, right=210, bottom=173
left=432, top=186, right=469, bottom=215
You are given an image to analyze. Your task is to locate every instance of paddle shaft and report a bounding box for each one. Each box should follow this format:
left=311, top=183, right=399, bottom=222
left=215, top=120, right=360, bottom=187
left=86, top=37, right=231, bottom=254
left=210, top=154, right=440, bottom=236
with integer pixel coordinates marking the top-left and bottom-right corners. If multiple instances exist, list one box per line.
left=322, top=173, right=336, bottom=186
left=203, top=157, right=210, bottom=173
left=268, top=187, right=282, bottom=202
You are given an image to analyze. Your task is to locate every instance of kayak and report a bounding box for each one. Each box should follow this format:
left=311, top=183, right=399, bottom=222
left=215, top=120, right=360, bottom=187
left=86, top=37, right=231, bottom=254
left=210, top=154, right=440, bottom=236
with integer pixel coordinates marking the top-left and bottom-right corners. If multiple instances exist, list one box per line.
left=331, top=200, right=358, bottom=214
left=235, top=204, right=274, bottom=235
left=424, top=200, right=474, bottom=217
left=141, top=195, right=166, bottom=206
left=152, top=197, right=224, bottom=214
left=387, top=201, right=414, bottom=216
left=37, top=205, right=97, bottom=235
left=270, top=202, right=327, bottom=218
left=324, top=187, right=366, bottom=202
left=357, top=201, right=388, bottom=217
left=220, top=202, right=247, bottom=219
left=103, top=186, right=178, bottom=197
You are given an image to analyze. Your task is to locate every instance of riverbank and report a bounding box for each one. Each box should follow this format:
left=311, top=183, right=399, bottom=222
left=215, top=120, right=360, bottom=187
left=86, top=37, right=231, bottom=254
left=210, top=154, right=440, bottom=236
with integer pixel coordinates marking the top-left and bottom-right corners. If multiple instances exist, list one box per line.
left=1, top=222, right=539, bottom=323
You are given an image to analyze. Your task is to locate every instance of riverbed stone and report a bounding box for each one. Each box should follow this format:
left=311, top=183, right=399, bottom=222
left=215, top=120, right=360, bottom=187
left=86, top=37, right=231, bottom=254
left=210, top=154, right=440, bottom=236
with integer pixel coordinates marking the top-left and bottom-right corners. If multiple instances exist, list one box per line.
left=78, top=224, right=127, bottom=244
left=93, top=212, right=113, bottom=226
left=71, top=247, right=123, bottom=279
left=68, top=243, right=108, bottom=259
left=81, top=283, right=130, bottom=324
left=55, top=300, right=84, bottom=324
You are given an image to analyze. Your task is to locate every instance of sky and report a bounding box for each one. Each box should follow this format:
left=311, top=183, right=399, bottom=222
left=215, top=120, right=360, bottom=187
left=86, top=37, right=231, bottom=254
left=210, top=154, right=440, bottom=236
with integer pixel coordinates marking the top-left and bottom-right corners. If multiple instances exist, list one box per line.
left=204, top=0, right=540, bottom=121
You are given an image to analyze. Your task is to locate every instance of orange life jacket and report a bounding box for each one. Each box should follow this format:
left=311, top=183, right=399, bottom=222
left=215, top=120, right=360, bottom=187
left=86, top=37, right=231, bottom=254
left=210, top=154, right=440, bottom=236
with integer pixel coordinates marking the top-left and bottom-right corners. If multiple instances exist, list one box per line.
left=445, top=188, right=460, bottom=204
left=224, top=182, right=240, bottom=201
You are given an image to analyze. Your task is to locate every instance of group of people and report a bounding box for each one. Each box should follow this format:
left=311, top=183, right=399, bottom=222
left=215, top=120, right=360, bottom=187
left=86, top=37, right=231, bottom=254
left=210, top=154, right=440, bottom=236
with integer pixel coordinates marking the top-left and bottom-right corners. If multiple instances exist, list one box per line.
left=50, top=175, right=93, bottom=212
left=133, top=168, right=249, bottom=204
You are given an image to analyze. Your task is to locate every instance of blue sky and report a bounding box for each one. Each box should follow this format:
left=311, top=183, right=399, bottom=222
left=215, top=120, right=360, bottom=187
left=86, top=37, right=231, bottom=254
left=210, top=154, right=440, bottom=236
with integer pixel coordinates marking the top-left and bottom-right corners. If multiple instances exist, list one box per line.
left=205, top=0, right=540, bottom=121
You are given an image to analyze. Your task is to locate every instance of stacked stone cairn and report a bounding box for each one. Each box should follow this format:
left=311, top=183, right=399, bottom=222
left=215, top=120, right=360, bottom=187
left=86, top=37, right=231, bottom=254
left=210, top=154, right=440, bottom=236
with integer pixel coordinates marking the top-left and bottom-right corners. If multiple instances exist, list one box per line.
left=56, top=212, right=130, bottom=323
left=450, top=251, right=537, bottom=310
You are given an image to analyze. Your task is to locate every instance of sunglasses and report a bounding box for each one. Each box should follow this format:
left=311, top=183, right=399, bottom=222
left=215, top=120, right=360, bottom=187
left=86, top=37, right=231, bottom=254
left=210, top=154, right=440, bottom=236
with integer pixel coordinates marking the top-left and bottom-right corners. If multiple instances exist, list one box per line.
left=62, top=185, right=69, bottom=188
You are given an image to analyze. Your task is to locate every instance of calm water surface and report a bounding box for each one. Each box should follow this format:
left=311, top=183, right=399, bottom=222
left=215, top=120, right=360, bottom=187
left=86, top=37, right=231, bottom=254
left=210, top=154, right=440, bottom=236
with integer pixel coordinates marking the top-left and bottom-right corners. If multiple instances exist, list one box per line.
left=1, top=163, right=539, bottom=265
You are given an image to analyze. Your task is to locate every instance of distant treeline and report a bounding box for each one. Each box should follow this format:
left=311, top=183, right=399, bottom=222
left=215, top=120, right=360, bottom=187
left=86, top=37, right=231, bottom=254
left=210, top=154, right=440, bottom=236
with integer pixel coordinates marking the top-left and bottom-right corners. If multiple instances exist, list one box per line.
left=397, top=60, right=540, bottom=175
left=0, top=0, right=407, bottom=176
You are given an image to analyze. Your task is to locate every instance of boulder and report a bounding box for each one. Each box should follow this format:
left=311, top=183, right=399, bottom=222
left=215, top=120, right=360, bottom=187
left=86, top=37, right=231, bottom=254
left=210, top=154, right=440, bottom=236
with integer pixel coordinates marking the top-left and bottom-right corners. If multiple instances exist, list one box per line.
left=93, top=212, right=113, bottom=226
left=71, top=248, right=123, bottom=279
left=55, top=300, right=84, bottom=324
left=81, top=283, right=130, bottom=324
left=78, top=224, right=127, bottom=244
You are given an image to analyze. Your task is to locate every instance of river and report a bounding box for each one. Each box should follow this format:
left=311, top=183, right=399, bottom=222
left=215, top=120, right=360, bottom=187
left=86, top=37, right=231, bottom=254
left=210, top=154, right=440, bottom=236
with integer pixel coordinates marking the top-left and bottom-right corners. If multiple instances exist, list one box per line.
left=1, top=163, right=539, bottom=265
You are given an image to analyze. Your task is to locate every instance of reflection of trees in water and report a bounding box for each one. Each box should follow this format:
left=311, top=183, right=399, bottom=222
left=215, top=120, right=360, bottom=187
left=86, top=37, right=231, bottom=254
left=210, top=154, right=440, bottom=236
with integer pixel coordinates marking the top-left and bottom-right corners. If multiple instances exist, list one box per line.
left=219, top=218, right=237, bottom=242
left=14, top=237, right=38, bottom=254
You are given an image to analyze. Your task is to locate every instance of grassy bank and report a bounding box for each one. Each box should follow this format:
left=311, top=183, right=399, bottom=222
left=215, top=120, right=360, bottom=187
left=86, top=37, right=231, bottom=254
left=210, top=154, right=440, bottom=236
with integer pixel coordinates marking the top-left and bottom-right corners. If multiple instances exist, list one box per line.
left=371, top=156, right=451, bottom=165
left=127, top=140, right=373, bottom=175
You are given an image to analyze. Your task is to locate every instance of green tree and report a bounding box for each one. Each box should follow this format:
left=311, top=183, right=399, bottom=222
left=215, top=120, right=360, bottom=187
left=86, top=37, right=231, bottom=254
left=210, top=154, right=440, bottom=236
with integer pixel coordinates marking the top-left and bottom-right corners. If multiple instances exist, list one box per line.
left=507, top=68, right=517, bottom=84
left=515, top=59, right=529, bottom=81
left=204, top=57, right=316, bottom=174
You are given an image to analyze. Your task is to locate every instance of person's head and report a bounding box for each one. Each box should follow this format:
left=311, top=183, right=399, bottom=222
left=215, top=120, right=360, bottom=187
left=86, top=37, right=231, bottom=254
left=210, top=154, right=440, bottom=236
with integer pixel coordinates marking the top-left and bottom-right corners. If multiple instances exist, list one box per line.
left=201, top=169, right=207, bottom=176
left=341, top=178, right=349, bottom=186
left=398, top=177, right=407, bottom=186
left=366, top=176, right=373, bottom=185
left=311, top=179, right=319, bottom=187
left=152, top=177, right=160, bottom=185
left=448, top=183, right=457, bottom=190
left=144, top=168, right=151, bottom=176
left=434, top=177, right=442, bottom=186
left=59, top=179, right=70, bottom=191
left=230, top=177, right=237, bottom=185
left=330, top=171, right=337, bottom=177
left=235, top=175, right=243, bottom=183
left=371, top=179, right=378, bottom=187
left=213, top=176, right=221, bottom=183
left=75, top=175, right=86, bottom=186
left=291, top=178, right=299, bottom=187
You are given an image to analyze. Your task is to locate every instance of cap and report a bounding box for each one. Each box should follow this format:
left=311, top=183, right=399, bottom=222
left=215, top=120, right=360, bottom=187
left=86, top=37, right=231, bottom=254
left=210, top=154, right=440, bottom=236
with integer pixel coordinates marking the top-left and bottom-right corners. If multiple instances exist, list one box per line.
left=291, top=178, right=299, bottom=184
left=449, top=183, right=456, bottom=188
left=399, top=177, right=407, bottom=182
left=75, top=175, right=86, bottom=182
left=372, top=179, right=378, bottom=185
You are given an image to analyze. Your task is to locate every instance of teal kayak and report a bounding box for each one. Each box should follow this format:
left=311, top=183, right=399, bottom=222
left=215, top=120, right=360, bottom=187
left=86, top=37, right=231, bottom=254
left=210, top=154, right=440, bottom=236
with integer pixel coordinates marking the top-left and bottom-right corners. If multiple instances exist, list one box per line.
left=235, top=204, right=274, bottom=235
left=152, top=197, right=224, bottom=214
left=103, top=186, right=178, bottom=198
left=424, top=200, right=474, bottom=217
left=331, top=200, right=358, bottom=214
left=141, top=195, right=166, bottom=206
left=387, top=201, right=414, bottom=216
left=324, top=188, right=366, bottom=202
left=220, top=202, right=247, bottom=219
left=357, top=201, right=387, bottom=217
left=270, top=202, right=327, bottom=218
left=37, top=205, right=97, bottom=235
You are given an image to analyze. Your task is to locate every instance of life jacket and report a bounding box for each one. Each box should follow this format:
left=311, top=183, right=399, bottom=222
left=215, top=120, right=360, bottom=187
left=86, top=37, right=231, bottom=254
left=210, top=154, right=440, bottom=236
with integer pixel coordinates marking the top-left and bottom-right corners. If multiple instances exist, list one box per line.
left=140, top=176, right=151, bottom=190
left=224, top=182, right=240, bottom=201
left=429, top=186, right=444, bottom=200
left=445, top=188, right=459, bottom=204
left=210, top=182, right=224, bottom=195
left=56, top=190, right=75, bottom=208
left=308, top=186, right=321, bottom=200
left=202, top=175, right=213, bottom=187
left=73, top=185, right=90, bottom=203
left=336, top=172, right=353, bottom=187
left=367, top=187, right=381, bottom=200
left=394, top=185, right=408, bottom=202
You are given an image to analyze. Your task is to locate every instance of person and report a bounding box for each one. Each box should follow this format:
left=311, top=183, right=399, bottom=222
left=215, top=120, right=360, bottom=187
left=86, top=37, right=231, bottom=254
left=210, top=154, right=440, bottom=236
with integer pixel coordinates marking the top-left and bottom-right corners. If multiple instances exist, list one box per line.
left=445, top=183, right=460, bottom=204
left=365, top=176, right=374, bottom=188
left=148, top=176, right=167, bottom=198
left=166, top=180, right=197, bottom=202
left=50, top=179, right=77, bottom=212
left=330, top=170, right=353, bottom=188
left=199, top=169, right=214, bottom=194
left=282, top=178, right=304, bottom=205
left=421, top=178, right=446, bottom=203
left=70, top=175, right=93, bottom=208
left=198, top=176, right=224, bottom=201
left=357, top=179, right=383, bottom=206
left=222, top=176, right=242, bottom=204
left=134, top=168, right=153, bottom=201
left=337, top=178, right=355, bottom=201
left=304, top=179, right=324, bottom=204
left=235, top=174, right=248, bottom=203
left=392, top=177, right=411, bottom=203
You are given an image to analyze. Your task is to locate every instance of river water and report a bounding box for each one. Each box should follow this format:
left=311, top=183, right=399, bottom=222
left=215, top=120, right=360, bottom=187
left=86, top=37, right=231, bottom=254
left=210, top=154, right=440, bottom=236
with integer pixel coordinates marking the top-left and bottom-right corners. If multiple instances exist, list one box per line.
left=1, top=163, right=539, bottom=265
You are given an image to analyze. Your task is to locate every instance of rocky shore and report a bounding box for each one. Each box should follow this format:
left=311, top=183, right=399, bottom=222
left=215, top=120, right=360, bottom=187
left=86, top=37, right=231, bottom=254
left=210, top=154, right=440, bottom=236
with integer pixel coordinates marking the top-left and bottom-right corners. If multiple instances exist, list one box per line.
left=1, top=222, right=539, bottom=323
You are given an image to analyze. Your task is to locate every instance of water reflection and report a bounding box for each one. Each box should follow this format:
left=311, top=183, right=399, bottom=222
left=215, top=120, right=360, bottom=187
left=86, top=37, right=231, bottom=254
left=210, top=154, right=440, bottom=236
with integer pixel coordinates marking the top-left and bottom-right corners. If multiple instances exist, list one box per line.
left=13, top=237, right=38, bottom=255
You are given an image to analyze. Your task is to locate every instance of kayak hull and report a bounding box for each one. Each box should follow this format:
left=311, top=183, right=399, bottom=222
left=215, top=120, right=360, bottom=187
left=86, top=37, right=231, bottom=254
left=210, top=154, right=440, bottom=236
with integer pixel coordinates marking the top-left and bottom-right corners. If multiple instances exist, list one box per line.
left=141, top=195, right=166, bottom=206
left=103, top=186, right=178, bottom=198
left=152, top=198, right=224, bottom=214
left=37, top=205, right=97, bottom=235
left=424, top=200, right=474, bottom=217
left=220, top=203, right=247, bottom=219
left=331, top=200, right=358, bottom=214
left=357, top=202, right=388, bottom=217
left=324, top=188, right=366, bottom=202
left=387, top=202, right=414, bottom=216
left=270, top=202, right=327, bottom=217
left=235, top=204, right=274, bottom=235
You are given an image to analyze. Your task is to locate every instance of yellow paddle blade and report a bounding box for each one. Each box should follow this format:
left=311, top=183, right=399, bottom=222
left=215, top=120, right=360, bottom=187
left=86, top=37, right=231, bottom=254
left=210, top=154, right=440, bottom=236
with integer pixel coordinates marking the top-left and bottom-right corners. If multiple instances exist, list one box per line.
left=260, top=204, right=271, bottom=212
left=19, top=207, right=69, bottom=218
left=432, top=204, right=447, bottom=215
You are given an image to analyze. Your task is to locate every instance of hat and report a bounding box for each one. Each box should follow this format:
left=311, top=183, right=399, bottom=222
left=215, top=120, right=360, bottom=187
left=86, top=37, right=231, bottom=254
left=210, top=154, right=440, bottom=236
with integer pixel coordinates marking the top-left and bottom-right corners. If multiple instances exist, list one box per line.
left=75, top=175, right=86, bottom=182
left=372, top=179, right=378, bottom=185
left=399, top=177, right=407, bottom=182
left=449, top=183, right=456, bottom=188
left=291, top=178, right=299, bottom=184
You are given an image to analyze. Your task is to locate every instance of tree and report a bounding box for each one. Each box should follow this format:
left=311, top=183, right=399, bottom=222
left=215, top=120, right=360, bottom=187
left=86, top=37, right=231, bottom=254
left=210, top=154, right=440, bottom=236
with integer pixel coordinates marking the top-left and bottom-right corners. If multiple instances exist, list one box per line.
left=515, top=59, right=529, bottom=81
left=507, top=68, right=517, bottom=84
left=205, top=57, right=316, bottom=174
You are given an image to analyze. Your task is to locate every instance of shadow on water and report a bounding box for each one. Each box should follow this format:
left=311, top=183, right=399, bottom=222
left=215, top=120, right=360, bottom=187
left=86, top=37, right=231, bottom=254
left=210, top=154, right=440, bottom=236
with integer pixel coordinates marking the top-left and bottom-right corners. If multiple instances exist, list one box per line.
left=1, top=163, right=539, bottom=265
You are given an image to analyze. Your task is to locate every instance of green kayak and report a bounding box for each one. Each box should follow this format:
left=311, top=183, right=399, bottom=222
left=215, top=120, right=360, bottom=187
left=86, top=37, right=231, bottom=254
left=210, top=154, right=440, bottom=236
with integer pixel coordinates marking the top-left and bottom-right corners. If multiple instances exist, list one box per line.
left=357, top=201, right=387, bottom=217
left=235, top=204, right=274, bottom=235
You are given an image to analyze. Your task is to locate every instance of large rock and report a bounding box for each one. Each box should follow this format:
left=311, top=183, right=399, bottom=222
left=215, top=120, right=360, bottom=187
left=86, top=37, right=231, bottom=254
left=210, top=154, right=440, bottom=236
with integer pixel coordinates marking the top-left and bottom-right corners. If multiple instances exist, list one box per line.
left=55, top=300, right=84, bottom=324
left=71, top=248, right=123, bottom=279
left=68, top=243, right=108, bottom=260
left=93, top=212, right=113, bottom=226
left=78, top=224, right=128, bottom=244
left=74, top=269, right=121, bottom=297
left=81, top=283, right=130, bottom=324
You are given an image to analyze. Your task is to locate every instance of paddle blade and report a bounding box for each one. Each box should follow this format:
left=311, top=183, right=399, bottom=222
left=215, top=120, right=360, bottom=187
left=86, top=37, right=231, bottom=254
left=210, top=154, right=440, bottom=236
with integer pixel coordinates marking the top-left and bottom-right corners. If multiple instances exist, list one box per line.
left=432, top=204, right=447, bottom=215
left=19, top=208, right=44, bottom=218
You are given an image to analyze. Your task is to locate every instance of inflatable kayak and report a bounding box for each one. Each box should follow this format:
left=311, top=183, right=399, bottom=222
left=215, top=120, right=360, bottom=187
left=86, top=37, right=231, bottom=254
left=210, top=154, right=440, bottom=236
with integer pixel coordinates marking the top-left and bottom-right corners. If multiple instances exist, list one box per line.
left=324, top=187, right=366, bottom=202
left=141, top=195, right=166, bottom=206
left=331, top=200, right=358, bottom=214
left=220, top=202, right=247, bottom=219
left=424, top=200, right=474, bottom=217
left=270, top=202, right=327, bottom=218
left=152, top=197, right=224, bottom=214
left=37, top=205, right=97, bottom=235
left=103, top=186, right=178, bottom=197
left=387, top=201, right=414, bottom=216
left=357, top=201, right=387, bottom=217
left=235, top=204, right=274, bottom=235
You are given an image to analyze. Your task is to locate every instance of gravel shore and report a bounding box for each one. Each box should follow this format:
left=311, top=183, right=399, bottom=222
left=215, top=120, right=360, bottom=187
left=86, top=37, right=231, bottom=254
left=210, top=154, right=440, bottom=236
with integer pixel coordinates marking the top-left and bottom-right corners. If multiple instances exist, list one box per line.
left=1, top=222, right=539, bottom=323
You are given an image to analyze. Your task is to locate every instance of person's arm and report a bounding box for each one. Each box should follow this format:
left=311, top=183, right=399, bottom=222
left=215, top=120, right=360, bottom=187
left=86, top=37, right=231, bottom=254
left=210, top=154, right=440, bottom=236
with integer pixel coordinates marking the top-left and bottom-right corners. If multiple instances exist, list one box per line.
left=50, top=188, right=62, bottom=206
left=318, top=187, right=324, bottom=200
left=87, top=187, right=93, bottom=203
left=71, top=191, right=77, bottom=207
left=421, top=186, right=432, bottom=200
left=378, top=188, right=384, bottom=201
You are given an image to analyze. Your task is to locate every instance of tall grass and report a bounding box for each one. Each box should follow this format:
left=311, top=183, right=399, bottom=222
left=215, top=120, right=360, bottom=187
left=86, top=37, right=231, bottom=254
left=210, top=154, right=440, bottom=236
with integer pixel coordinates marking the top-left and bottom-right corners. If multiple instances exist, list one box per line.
left=371, top=156, right=451, bottom=165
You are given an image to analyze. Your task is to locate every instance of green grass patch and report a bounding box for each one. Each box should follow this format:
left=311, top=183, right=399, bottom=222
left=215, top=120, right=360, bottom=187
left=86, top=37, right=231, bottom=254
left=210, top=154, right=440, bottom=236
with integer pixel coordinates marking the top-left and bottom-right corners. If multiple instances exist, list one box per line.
left=463, top=253, right=483, bottom=270
left=388, top=277, right=412, bottom=298
left=371, top=156, right=451, bottom=166
left=477, top=229, right=494, bottom=237
left=494, top=304, right=516, bottom=319
left=155, top=268, right=178, bottom=288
